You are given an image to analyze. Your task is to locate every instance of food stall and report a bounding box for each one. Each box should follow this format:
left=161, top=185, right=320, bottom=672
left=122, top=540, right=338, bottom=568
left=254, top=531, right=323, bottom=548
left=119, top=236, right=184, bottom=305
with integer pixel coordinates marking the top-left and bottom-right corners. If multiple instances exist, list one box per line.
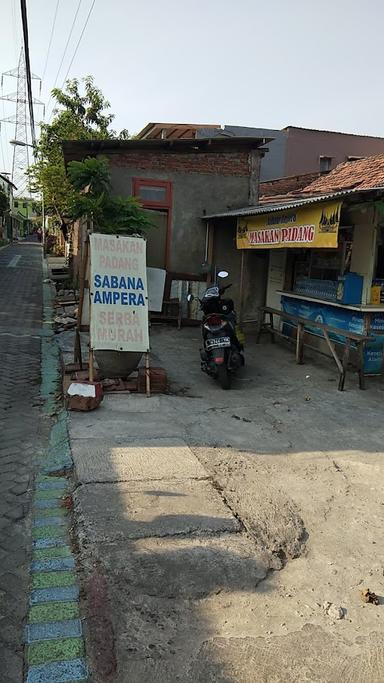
left=236, top=189, right=384, bottom=374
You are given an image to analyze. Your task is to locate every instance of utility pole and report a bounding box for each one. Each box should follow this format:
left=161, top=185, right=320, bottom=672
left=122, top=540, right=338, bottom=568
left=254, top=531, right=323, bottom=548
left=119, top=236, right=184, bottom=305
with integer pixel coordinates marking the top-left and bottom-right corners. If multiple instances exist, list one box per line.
left=20, top=0, right=36, bottom=146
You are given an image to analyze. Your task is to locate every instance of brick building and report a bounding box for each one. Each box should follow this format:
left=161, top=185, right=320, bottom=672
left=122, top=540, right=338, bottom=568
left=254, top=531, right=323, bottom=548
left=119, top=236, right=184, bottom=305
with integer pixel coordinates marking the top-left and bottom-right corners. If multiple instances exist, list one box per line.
left=63, top=136, right=268, bottom=274
left=63, top=136, right=269, bottom=319
left=137, top=123, right=384, bottom=182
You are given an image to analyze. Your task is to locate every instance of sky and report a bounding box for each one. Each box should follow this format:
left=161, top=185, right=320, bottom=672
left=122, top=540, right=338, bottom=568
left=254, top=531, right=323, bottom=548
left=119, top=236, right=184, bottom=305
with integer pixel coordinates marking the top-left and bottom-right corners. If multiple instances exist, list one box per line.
left=0, top=0, right=384, bottom=179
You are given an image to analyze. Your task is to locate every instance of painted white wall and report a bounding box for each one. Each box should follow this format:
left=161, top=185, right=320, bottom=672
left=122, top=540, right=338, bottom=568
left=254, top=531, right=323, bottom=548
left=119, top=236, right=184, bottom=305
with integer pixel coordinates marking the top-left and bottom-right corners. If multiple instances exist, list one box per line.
left=266, top=249, right=287, bottom=310
left=350, top=223, right=377, bottom=304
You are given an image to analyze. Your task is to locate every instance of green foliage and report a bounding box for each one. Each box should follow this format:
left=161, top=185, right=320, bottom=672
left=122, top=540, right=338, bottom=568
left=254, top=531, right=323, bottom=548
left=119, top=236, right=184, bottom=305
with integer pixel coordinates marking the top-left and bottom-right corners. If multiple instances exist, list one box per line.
left=67, top=156, right=110, bottom=195
left=67, top=156, right=153, bottom=236
left=97, top=195, right=154, bottom=235
left=28, top=76, right=127, bottom=220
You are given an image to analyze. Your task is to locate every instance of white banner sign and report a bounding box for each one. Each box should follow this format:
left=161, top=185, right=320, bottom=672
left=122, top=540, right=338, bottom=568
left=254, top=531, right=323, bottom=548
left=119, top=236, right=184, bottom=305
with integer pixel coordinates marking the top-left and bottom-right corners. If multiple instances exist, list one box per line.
left=89, top=234, right=149, bottom=352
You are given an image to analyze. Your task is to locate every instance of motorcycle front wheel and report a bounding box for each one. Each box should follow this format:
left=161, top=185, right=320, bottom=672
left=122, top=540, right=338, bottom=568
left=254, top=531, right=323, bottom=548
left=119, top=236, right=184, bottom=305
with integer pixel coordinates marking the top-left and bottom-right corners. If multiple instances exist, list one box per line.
left=217, top=365, right=231, bottom=390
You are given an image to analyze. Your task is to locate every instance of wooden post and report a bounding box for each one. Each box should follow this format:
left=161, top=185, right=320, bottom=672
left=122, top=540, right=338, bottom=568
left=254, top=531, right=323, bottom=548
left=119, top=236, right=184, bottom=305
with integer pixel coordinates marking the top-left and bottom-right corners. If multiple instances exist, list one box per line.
left=256, top=307, right=264, bottom=344
left=74, top=232, right=89, bottom=368
left=87, top=235, right=94, bottom=383
left=358, top=341, right=366, bottom=390
left=296, top=322, right=304, bottom=364
left=338, top=338, right=351, bottom=391
left=88, top=347, right=95, bottom=383
left=269, top=310, right=275, bottom=343
left=145, top=352, right=151, bottom=398
left=239, top=249, right=245, bottom=326
left=323, top=329, right=343, bottom=377
left=206, top=222, right=214, bottom=284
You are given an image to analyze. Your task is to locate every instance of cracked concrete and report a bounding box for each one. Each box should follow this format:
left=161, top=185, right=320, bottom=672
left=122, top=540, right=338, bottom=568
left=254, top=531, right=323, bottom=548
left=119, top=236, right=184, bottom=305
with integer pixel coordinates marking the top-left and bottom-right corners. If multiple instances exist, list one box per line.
left=70, top=326, right=384, bottom=682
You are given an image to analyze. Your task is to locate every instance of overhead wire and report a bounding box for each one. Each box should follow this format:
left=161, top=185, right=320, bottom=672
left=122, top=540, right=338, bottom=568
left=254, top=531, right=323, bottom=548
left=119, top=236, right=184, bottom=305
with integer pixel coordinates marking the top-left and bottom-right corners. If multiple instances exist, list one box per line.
left=11, top=0, right=19, bottom=61
left=4, top=0, right=20, bottom=171
left=60, top=0, right=96, bottom=88
left=0, top=132, right=6, bottom=172
left=1, top=86, right=11, bottom=172
left=42, top=0, right=60, bottom=81
left=48, top=0, right=97, bottom=123
left=46, top=0, right=83, bottom=118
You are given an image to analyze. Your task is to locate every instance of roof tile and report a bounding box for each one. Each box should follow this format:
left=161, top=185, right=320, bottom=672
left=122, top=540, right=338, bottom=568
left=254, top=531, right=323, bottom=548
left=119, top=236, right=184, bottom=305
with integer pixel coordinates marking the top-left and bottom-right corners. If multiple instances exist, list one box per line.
left=302, top=154, right=384, bottom=193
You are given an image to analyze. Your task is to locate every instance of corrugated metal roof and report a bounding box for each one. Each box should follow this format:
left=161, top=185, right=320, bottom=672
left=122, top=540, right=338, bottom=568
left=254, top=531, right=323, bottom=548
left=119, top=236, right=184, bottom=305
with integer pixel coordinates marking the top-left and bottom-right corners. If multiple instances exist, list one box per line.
left=203, top=187, right=384, bottom=220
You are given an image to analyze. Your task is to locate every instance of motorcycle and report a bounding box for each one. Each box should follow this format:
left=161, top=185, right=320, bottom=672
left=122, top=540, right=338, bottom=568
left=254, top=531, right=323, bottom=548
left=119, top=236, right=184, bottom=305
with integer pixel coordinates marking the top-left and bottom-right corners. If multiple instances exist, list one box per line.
left=187, top=272, right=244, bottom=390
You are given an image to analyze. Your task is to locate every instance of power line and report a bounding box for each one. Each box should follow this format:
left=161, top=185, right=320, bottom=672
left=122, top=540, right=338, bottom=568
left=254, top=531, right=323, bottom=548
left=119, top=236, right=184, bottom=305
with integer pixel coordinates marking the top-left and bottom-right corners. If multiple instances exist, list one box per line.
left=48, top=0, right=96, bottom=123
left=11, top=0, right=20, bottom=61
left=0, top=130, right=6, bottom=171
left=46, top=0, right=83, bottom=116
left=60, top=0, right=96, bottom=88
left=42, top=0, right=60, bottom=80
left=20, top=0, right=36, bottom=145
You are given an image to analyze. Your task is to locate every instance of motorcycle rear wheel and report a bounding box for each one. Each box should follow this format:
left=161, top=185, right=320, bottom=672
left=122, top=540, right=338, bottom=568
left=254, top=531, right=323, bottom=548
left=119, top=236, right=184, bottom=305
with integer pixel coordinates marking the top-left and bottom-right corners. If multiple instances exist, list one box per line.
left=217, top=365, right=231, bottom=390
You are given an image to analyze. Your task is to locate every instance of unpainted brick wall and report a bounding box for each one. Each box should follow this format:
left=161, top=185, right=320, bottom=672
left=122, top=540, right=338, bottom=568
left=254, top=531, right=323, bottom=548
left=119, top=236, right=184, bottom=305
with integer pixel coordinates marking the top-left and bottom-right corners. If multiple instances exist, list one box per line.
left=109, top=150, right=251, bottom=176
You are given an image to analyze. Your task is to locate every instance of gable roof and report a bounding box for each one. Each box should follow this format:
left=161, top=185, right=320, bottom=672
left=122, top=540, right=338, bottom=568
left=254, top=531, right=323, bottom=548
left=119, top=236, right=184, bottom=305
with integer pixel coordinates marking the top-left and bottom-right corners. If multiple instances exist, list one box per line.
left=302, top=154, right=384, bottom=194
left=259, top=172, right=321, bottom=199
left=203, top=188, right=384, bottom=220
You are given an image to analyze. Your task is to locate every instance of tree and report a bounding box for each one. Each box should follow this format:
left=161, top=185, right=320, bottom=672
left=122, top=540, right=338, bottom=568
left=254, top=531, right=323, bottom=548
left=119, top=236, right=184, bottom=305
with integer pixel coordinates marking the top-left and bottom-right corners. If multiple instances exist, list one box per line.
left=28, top=76, right=126, bottom=222
left=67, top=156, right=153, bottom=235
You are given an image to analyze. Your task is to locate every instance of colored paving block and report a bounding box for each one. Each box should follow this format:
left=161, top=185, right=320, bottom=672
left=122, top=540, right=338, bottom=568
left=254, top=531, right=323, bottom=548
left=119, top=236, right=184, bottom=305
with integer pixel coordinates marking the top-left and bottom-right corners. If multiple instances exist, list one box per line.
left=32, top=525, right=66, bottom=541
left=33, top=538, right=67, bottom=550
left=26, top=657, right=87, bottom=683
left=33, top=546, right=72, bottom=561
left=28, top=601, right=79, bottom=624
left=35, top=489, right=64, bottom=500
left=42, top=457, right=73, bottom=475
left=30, top=586, right=80, bottom=605
left=25, top=618, right=82, bottom=643
left=31, top=557, right=75, bottom=573
left=32, top=571, right=76, bottom=590
left=33, top=516, right=67, bottom=528
left=36, top=475, right=67, bottom=484
left=34, top=498, right=62, bottom=510
left=36, top=477, right=69, bottom=491
left=27, top=637, right=84, bottom=666
left=34, top=507, right=66, bottom=519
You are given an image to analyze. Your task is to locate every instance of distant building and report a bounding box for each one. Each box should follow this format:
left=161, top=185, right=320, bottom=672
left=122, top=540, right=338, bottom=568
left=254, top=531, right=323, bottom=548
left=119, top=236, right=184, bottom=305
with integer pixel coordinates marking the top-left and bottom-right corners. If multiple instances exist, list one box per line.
left=0, top=173, right=23, bottom=240
left=137, top=123, right=384, bottom=182
left=12, top=197, right=38, bottom=236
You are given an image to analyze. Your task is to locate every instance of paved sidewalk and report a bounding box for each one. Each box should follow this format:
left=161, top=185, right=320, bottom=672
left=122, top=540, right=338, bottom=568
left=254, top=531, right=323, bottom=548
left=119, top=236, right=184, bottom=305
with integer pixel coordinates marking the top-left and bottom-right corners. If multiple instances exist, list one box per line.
left=71, top=396, right=270, bottom=682
left=0, top=242, right=45, bottom=683
left=69, top=326, right=384, bottom=682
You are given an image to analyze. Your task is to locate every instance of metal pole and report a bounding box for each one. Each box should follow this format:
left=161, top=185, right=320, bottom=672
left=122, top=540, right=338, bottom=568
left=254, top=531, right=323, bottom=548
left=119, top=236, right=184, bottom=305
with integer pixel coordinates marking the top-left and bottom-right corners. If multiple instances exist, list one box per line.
left=41, top=193, right=45, bottom=248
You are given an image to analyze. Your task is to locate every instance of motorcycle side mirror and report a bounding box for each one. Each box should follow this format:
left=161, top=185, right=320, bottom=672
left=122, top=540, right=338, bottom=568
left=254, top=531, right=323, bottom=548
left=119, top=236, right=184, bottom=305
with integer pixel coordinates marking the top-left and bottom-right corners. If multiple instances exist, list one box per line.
left=217, top=270, right=229, bottom=279
left=186, top=293, right=194, bottom=302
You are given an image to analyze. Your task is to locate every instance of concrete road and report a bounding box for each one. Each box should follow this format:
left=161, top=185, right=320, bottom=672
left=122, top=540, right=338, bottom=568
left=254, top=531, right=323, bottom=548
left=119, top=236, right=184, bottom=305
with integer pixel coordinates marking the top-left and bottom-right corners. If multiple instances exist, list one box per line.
left=70, top=325, right=384, bottom=682
left=0, top=241, right=45, bottom=683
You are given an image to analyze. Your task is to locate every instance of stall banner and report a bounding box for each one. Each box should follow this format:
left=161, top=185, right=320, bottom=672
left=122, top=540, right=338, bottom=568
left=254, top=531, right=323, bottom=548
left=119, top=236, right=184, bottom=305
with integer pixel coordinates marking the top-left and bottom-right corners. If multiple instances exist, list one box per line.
left=89, top=234, right=149, bottom=352
left=281, top=296, right=384, bottom=374
left=237, top=201, right=342, bottom=250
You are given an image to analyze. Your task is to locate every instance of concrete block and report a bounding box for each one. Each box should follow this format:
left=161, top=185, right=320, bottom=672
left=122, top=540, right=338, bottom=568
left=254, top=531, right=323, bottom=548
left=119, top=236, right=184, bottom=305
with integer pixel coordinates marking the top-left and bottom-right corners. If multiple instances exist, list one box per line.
left=74, top=479, right=240, bottom=543
left=72, top=437, right=208, bottom=484
left=97, top=535, right=268, bottom=600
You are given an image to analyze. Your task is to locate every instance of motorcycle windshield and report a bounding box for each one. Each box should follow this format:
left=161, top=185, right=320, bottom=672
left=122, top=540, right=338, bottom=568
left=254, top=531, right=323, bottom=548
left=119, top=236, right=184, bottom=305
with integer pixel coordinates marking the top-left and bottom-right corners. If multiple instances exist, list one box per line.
left=202, top=286, right=220, bottom=300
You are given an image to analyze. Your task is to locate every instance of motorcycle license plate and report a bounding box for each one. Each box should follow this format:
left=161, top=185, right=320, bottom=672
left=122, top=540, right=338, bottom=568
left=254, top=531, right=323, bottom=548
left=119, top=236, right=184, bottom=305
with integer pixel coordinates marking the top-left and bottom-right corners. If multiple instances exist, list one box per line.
left=206, top=336, right=231, bottom=349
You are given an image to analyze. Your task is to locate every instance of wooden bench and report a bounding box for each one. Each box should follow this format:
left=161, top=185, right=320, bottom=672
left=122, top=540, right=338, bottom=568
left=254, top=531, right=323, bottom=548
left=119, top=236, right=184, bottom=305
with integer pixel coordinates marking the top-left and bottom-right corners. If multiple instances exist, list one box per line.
left=257, top=306, right=373, bottom=391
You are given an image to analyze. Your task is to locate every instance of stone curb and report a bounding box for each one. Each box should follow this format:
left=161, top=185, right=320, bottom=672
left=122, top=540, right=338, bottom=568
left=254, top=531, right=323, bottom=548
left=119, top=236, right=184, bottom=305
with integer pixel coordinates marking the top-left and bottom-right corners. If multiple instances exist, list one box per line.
left=24, top=259, right=88, bottom=682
